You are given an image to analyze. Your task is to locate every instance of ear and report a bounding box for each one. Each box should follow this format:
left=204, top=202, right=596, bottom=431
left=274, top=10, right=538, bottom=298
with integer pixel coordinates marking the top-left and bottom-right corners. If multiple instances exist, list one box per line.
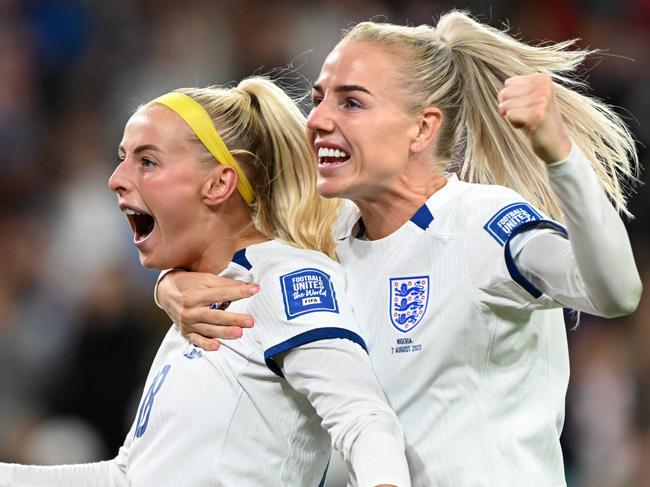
left=201, top=165, right=239, bottom=207
left=410, top=107, right=443, bottom=154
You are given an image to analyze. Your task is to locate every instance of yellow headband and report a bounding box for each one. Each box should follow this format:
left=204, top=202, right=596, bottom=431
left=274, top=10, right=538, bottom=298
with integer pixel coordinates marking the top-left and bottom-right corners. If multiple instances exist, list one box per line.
left=150, top=92, right=255, bottom=205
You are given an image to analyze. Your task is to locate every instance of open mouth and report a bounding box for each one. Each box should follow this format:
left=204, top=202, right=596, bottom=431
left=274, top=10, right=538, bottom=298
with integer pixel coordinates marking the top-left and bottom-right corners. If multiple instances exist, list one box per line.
left=317, top=147, right=350, bottom=165
left=124, top=208, right=155, bottom=243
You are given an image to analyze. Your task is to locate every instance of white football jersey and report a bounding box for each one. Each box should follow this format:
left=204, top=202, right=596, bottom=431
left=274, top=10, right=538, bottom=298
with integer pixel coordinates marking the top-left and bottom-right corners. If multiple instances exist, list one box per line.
left=119, top=240, right=367, bottom=486
left=337, top=174, right=570, bottom=487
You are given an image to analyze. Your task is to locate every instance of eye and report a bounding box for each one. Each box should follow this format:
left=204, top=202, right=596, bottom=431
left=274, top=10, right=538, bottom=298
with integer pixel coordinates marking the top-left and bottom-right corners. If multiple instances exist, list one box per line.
left=141, top=157, right=157, bottom=168
left=343, top=98, right=362, bottom=109
left=311, top=95, right=323, bottom=107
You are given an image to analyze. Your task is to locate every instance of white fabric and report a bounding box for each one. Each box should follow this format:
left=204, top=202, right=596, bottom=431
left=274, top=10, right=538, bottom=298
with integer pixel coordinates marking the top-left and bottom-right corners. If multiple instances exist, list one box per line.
left=336, top=144, right=639, bottom=486
left=512, top=142, right=641, bottom=317
left=1, top=240, right=410, bottom=487
left=0, top=459, right=127, bottom=486
left=282, top=340, right=409, bottom=487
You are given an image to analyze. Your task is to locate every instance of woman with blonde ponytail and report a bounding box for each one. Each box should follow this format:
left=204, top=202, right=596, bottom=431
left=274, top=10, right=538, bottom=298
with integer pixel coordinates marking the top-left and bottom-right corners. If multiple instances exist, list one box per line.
left=0, top=77, right=411, bottom=486
left=155, top=10, right=642, bottom=486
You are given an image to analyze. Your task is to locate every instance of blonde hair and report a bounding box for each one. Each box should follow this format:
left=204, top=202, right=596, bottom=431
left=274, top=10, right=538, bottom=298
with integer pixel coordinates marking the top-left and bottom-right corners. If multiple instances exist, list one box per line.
left=344, top=11, right=638, bottom=220
left=175, top=78, right=340, bottom=259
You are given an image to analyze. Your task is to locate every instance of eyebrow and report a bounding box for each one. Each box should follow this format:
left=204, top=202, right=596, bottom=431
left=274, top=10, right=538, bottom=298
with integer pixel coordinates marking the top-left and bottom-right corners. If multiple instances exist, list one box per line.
left=312, top=84, right=373, bottom=96
left=117, top=143, right=164, bottom=156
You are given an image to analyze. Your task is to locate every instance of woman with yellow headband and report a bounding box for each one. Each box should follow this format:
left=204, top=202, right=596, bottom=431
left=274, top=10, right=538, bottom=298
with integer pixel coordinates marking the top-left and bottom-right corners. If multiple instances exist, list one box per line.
left=152, top=11, right=642, bottom=487
left=0, top=78, right=410, bottom=486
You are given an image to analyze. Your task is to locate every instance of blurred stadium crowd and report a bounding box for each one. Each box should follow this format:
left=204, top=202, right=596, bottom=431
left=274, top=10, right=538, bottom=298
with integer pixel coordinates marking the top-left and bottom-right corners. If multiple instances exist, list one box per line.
left=0, top=0, right=648, bottom=485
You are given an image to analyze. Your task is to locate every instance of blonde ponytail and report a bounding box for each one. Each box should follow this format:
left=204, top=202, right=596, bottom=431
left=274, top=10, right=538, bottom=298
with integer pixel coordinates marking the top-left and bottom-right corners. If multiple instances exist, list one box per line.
left=238, top=78, right=340, bottom=259
left=344, top=11, right=638, bottom=219
left=177, top=78, right=340, bottom=259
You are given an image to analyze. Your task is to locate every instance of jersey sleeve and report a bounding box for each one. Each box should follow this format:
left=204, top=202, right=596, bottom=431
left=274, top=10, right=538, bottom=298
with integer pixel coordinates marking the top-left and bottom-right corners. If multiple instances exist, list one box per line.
left=0, top=456, right=128, bottom=487
left=281, top=339, right=410, bottom=487
left=248, top=252, right=367, bottom=377
left=463, top=188, right=568, bottom=310
left=512, top=143, right=641, bottom=317
left=0, top=414, right=132, bottom=487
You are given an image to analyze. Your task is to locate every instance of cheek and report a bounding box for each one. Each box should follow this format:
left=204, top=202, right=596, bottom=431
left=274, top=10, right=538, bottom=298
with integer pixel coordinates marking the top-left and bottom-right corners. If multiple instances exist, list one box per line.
left=147, top=180, right=201, bottom=230
left=358, top=128, right=408, bottom=172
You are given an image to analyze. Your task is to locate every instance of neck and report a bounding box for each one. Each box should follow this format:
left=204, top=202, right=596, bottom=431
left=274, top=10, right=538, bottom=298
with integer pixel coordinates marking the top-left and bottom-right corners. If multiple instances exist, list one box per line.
left=354, top=171, right=447, bottom=240
left=185, top=202, right=269, bottom=275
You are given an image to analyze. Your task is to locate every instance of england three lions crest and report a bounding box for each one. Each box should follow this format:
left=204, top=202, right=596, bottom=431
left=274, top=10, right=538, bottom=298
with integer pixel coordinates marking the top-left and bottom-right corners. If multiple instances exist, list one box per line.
left=389, top=276, right=430, bottom=332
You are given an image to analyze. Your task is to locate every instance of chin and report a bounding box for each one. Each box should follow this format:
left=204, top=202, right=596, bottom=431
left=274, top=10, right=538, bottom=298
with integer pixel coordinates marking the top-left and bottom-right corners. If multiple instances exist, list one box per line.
left=317, top=180, right=347, bottom=199
left=137, top=252, right=164, bottom=270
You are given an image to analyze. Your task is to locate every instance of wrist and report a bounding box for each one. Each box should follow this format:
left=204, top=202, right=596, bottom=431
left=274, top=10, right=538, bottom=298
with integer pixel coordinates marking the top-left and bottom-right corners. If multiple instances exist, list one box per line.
left=154, top=268, right=185, bottom=309
left=541, top=134, right=572, bottom=165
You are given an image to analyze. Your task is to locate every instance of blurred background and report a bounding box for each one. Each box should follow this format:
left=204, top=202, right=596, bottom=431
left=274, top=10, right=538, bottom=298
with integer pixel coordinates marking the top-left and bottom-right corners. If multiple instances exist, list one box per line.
left=0, top=0, right=647, bottom=485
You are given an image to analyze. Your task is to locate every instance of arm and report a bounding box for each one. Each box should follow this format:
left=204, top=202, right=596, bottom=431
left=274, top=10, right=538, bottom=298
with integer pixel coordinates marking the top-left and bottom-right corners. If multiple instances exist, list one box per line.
left=0, top=460, right=126, bottom=487
left=499, top=74, right=641, bottom=316
left=155, top=270, right=258, bottom=350
left=511, top=143, right=641, bottom=317
left=279, top=339, right=410, bottom=487
left=0, top=417, right=133, bottom=487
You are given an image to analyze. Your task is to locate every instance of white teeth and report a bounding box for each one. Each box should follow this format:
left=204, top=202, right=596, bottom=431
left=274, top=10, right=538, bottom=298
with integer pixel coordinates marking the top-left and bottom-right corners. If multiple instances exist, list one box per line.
left=317, top=147, right=349, bottom=158
left=123, top=208, right=144, bottom=216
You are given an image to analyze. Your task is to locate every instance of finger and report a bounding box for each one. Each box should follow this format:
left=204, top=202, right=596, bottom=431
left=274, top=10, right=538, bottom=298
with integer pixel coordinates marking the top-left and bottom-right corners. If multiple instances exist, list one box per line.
left=187, top=333, right=221, bottom=352
left=184, top=308, right=255, bottom=328
left=184, top=285, right=259, bottom=307
left=189, top=322, right=244, bottom=340
left=498, top=98, right=537, bottom=118
left=499, top=97, right=537, bottom=115
left=498, top=83, right=536, bottom=103
left=503, top=107, right=538, bottom=129
left=211, top=310, right=255, bottom=328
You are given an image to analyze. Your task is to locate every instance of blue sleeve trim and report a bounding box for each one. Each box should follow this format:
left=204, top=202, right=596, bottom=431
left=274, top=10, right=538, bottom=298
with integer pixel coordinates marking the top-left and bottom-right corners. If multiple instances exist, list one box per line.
left=410, top=203, right=434, bottom=230
left=231, top=248, right=252, bottom=270
left=504, top=219, right=568, bottom=298
left=318, top=459, right=330, bottom=487
left=264, top=327, right=368, bottom=378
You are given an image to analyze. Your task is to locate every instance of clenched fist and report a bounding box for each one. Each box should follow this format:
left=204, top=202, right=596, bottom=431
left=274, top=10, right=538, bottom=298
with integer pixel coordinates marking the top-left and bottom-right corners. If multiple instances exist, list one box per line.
left=498, top=73, right=572, bottom=164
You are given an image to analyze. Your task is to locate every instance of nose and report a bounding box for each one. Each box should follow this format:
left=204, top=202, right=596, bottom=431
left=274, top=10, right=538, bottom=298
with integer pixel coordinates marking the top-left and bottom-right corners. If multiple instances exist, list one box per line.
left=108, top=159, right=130, bottom=195
left=306, top=100, right=335, bottom=134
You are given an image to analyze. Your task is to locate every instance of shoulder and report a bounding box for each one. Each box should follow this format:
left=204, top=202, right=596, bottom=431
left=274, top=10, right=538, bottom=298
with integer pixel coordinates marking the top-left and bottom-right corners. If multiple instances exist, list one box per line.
left=244, top=240, right=345, bottom=316
left=245, top=240, right=344, bottom=279
left=457, top=181, right=527, bottom=213
left=241, top=242, right=352, bottom=344
left=452, top=182, right=547, bottom=246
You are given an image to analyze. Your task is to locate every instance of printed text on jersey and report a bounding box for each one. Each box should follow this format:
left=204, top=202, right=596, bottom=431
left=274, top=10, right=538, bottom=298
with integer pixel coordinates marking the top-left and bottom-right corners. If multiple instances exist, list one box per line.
left=280, top=268, right=339, bottom=320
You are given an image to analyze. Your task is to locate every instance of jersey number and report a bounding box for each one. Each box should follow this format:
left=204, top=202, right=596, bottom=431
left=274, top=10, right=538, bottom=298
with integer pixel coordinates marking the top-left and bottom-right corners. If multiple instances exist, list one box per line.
left=135, top=364, right=171, bottom=438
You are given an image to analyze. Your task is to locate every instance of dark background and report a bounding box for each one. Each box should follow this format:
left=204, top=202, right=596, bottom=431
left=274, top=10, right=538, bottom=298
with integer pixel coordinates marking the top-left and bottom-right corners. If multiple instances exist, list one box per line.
left=0, top=1, right=648, bottom=485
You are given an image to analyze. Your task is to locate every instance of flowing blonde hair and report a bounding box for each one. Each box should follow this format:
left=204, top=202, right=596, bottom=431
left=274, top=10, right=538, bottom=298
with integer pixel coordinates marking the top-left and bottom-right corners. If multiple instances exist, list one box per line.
left=175, top=78, right=340, bottom=259
left=344, top=11, right=638, bottom=220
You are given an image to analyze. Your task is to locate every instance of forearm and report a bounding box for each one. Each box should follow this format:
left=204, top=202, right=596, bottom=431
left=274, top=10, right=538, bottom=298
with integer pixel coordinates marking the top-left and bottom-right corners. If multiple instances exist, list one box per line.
left=0, top=459, right=127, bottom=487
left=515, top=143, right=641, bottom=316
left=281, top=339, right=410, bottom=487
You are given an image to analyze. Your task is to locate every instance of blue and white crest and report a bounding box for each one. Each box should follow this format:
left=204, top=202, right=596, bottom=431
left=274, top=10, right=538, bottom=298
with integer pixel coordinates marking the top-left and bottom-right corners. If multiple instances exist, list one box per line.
left=389, top=276, right=430, bottom=332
